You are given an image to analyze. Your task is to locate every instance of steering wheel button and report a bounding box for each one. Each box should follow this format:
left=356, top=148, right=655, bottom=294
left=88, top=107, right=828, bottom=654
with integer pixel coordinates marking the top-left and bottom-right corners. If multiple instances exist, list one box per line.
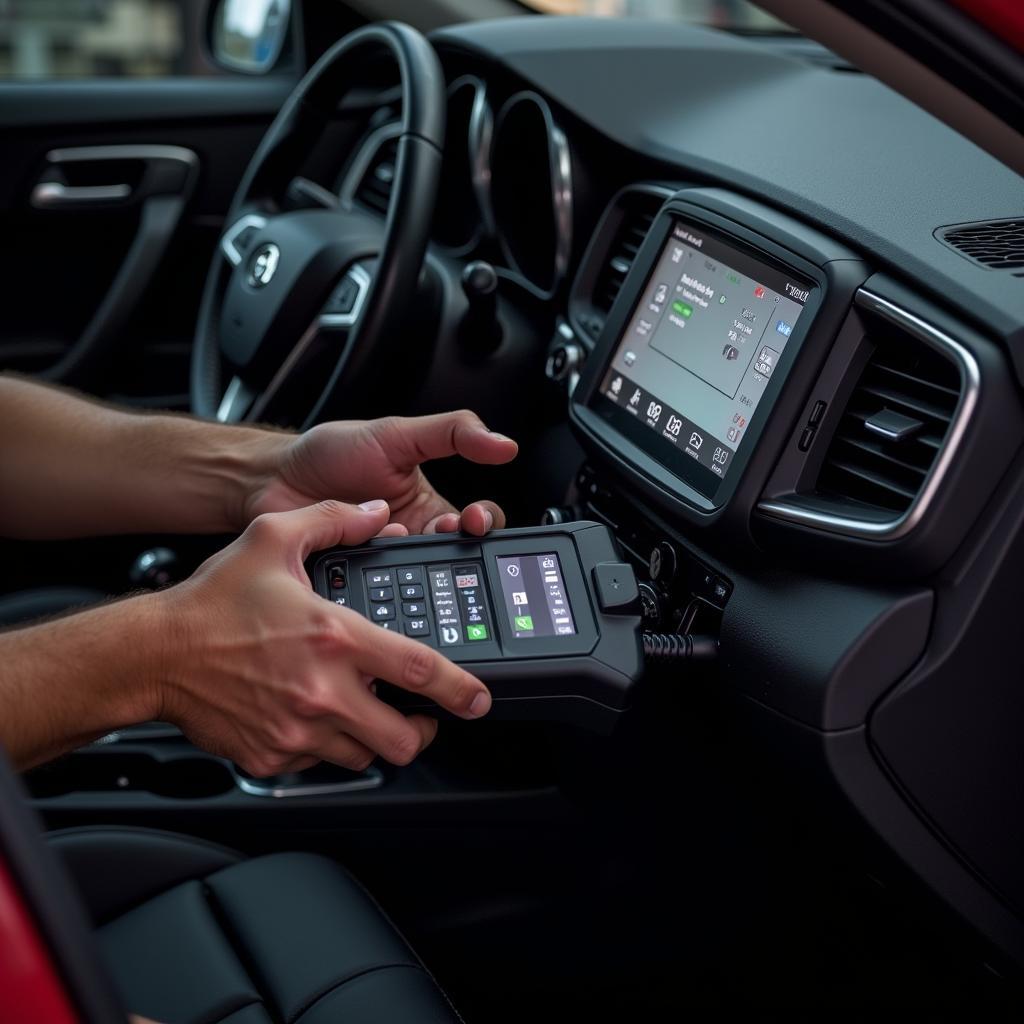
left=325, top=276, right=360, bottom=315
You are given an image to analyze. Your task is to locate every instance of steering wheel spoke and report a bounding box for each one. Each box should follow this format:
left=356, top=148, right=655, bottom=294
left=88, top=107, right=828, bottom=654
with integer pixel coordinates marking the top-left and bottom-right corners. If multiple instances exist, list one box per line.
left=220, top=213, right=268, bottom=267
left=216, top=376, right=256, bottom=423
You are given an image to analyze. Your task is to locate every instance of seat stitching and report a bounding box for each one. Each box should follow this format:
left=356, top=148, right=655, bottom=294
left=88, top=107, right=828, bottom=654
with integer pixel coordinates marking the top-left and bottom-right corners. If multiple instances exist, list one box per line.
left=286, top=962, right=427, bottom=1024
left=202, top=880, right=284, bottom=1024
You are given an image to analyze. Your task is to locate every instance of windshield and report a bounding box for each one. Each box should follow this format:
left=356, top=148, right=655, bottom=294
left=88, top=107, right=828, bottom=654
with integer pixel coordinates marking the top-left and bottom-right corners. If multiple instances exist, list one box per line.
left=519, top=0, right=793, bottom=34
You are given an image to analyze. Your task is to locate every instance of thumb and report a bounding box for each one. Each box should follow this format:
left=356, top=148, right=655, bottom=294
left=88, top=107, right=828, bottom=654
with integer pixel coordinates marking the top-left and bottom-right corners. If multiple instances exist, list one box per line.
left=251, top=499, right=392, bottom=564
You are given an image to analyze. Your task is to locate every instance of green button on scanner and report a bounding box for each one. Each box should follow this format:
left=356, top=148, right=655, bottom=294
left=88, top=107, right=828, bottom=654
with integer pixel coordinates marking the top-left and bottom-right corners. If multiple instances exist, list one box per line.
left=466, top=624, right=489, bottom=641
left=513, top=615, right=534, bottom=632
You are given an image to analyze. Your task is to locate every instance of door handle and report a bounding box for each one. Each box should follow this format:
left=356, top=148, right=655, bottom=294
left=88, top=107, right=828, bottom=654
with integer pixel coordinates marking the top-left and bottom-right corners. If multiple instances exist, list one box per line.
left=30, top=181, right=133, bottom=208
left=29, top=145, right=200, bottom=387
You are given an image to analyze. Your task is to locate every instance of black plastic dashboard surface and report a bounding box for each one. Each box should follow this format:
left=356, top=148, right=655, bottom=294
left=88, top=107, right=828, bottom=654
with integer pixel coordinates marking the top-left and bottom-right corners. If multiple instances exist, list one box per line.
left=432, top=17, right=1024, bottom=377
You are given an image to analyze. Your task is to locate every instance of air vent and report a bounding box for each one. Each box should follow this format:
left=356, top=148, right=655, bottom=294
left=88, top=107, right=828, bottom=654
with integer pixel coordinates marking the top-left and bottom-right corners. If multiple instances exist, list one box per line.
left=354, top=135, right=399, bottom=216
left=938, top=218, right=1024, bottom=271
left=817, top=320, right=962, bottom=515
left=592, top=191, right=665, bottom=314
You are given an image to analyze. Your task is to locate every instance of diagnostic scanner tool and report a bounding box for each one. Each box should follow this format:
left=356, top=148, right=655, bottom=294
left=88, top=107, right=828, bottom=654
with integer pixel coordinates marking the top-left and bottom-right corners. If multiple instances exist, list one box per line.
left=308, top=522, right=642, bottom=732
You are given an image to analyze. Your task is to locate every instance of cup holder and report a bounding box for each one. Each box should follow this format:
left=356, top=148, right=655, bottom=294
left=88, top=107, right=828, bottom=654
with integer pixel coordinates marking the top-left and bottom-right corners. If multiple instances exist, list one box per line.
left=26, top=751, right=235, bottom=800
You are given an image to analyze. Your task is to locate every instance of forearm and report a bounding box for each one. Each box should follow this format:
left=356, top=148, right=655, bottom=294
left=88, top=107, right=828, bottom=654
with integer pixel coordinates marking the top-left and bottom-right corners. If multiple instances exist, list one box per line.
left=0, top=376, right=290, bottom=539
left=0, top=594, right=166, bottom=771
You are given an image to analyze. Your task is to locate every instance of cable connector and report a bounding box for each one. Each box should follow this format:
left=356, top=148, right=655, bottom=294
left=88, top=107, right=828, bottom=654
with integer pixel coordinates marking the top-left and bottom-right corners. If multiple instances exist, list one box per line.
left=642, top=632, right=719, bottom=663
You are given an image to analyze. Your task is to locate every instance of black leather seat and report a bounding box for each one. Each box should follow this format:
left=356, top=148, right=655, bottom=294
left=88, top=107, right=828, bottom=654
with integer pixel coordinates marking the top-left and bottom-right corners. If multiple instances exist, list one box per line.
left=48, top=826, right=461, bottom=1024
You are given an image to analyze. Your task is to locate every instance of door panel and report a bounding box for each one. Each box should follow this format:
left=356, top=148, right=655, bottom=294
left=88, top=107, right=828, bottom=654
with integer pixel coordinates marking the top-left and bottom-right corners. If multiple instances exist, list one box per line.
left=0, top=79, right=297, bottom=401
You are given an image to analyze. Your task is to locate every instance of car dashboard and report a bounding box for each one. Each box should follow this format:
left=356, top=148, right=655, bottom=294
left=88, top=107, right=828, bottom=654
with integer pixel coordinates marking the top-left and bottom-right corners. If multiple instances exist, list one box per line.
left=312, top=15, right=1024, bottom=967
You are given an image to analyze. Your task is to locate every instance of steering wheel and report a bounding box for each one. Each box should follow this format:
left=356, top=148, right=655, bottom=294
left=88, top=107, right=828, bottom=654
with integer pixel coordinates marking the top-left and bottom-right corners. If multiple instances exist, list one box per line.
left=191, top=23, right=445, bottom=427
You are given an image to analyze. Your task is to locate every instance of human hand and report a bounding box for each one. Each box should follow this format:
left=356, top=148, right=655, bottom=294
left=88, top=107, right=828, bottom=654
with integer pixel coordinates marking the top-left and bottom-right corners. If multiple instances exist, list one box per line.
left=243, top=410, right=518, bottom=537
left=153, top=499, right=492, bottom=777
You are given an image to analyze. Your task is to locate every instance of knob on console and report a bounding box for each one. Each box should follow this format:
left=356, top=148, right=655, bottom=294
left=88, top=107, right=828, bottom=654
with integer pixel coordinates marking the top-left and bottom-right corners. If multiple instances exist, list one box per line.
left=540, top=506, right=577, bottom=526
left=460, top=260, right=501, bottom=352
left=649, top=541, right=677, bottom=585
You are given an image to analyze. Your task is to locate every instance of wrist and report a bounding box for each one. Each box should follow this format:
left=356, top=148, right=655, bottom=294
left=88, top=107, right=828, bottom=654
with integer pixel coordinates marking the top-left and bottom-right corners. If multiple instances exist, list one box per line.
left=148, top=414, right=294, bottom=534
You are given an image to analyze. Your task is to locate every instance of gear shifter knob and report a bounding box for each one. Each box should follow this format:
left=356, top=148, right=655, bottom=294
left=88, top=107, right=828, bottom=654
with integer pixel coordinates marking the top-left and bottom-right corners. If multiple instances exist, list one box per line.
left=460, top=260, right=501, bottom=352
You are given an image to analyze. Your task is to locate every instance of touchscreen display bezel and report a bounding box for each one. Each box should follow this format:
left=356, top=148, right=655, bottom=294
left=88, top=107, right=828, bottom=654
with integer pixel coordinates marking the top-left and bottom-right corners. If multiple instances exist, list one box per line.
left=574, top=202, right=826, bottom=512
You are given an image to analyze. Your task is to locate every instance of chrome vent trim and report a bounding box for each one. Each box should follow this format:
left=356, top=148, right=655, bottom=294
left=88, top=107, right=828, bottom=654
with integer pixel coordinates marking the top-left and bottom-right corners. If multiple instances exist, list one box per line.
left=757, top=289, right=980, bottom=541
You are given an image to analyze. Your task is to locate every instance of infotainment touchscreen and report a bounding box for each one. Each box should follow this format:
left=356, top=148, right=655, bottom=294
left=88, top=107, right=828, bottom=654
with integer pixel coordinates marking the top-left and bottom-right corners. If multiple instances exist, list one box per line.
left=592, top=218, right=813, bottom=501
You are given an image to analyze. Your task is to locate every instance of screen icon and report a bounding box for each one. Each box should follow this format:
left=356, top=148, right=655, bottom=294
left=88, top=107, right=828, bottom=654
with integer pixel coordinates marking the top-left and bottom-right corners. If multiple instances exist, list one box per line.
left=514, top=615, right=534, bottom=632
left=610, top=376, right=622, bottom=395
left=653, top=283, right=668, bottom=305
left=624, top=350, right=637, bottom=367
left=512, top=591, right=528, bottom=605
left=713, top=447, right=729, bottom=465
left=671, top=246, right=684, bottom=263
left=722, top=344, right=739, bottom=361
left=776, top=320, right=793, bottom=337
left=754, top=285, right=766, bottom=298
left=727, top=427, right=740, bottom=442
left=671, top=300, right=693, bottom=318
left=466, top=624, right=489, bottom=641
left=689, top=432, right=703, bottom=450
left=629, top=388, right=641, bottom=407
left=505, top=563, right=520, bottom=577
left=542, top=557, right=555, bottom=569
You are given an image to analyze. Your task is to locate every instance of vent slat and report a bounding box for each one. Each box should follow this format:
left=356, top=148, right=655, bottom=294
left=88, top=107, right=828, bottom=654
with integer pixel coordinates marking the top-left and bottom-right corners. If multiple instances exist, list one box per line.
left=591, top=192, right=665, bottom=316
left=939, top=219, right=1024, bottom=271
left=857, top=385, right=955, bottom=426
left=816, top=320, right=963, bottom=516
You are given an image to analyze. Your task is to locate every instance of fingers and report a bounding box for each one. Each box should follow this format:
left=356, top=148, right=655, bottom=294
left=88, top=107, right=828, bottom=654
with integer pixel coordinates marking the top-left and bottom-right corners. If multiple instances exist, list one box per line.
left=426, top=500, right=506, bottom=535
left=246, top=498, right=391, bottom=563
left=376, top=522, right=410, bottom=538
left=424, top=511, right=461, bottom=534
left=308, top=732, right=377, bottom=772
left=341, top=610, right=492, bottom=720
left=458, top=500, right=506, bottom=535
left=336, top=687, right=441, bottom=767
left=378, top=410, right=518, bottom=470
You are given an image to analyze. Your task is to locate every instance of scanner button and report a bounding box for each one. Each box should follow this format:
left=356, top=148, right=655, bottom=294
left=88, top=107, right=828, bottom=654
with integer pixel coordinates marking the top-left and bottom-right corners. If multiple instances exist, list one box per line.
left=366, top=569, right=392, bottom=586
left=592, top=562, right=640, bottom=615
left=371, top=603, right=396, bottom=621
left=395, top=567, right=423, bottom=585
left=404, top=618, right=429, bottom=637
left=369, top=587, right=394, bottom=602
left=402, top=601, right=426, bottom=616
left=400, top=584, right=424, bottom=599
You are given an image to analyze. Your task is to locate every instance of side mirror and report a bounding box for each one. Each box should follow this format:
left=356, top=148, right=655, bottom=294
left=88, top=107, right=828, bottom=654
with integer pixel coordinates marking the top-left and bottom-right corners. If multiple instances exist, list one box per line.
left=209, top=0, right=292, bottom=75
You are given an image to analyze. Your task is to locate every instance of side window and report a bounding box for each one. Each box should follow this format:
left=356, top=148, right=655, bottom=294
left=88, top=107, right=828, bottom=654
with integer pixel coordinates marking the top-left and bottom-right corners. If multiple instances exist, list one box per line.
left=0, top=0, right=293, bottom=79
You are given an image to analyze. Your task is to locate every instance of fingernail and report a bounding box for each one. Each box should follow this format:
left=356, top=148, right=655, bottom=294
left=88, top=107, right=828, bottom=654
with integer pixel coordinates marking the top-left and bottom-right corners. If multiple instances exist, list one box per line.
left=483, top=509, right=494, bottom=531
left=489, top=431, right=514, bottom=442
left=359, top=499, right=388, bottom=512
left=468, top=691, right=492, bottom=718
